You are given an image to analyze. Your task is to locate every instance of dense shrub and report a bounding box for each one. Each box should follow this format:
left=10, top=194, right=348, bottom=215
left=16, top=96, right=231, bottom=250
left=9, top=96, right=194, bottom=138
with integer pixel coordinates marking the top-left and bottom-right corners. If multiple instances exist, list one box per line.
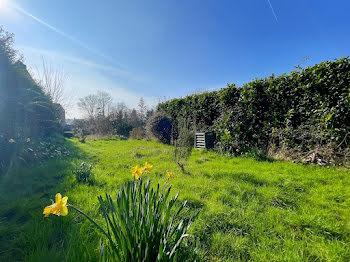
left=146, top=112, right=173, bottom=144
left=158, top=57, right=350, bottom=163
left=129, top=126, right=146, bottom=140
left=0, top=27, right=61, bottom=174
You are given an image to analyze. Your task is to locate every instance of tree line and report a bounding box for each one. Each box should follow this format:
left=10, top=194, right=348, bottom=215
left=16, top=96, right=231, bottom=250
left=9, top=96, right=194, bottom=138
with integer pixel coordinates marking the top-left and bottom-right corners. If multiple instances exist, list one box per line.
left=73, top=93, right=153, bottom=138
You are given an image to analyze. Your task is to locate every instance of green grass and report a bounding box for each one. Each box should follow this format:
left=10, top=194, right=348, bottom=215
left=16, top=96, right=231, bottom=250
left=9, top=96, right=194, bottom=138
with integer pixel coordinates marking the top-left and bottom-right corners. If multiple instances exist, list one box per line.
left=0, top=138, right=349, bottom=261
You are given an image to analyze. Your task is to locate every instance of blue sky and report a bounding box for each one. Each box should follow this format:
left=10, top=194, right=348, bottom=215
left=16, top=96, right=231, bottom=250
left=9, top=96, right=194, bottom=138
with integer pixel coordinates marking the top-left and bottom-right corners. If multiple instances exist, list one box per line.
left=1, top=0, right=349, bottom=117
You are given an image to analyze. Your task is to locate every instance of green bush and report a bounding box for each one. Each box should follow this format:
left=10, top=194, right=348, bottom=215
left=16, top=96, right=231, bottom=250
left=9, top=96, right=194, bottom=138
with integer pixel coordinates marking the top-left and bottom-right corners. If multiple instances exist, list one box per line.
left=158, top=58, right=350, bottom=162
left=146, top=112, right=173, bottom=144
left=73, top=162, right=94, bottom=184
left=98, top=179, right=198, bottom=261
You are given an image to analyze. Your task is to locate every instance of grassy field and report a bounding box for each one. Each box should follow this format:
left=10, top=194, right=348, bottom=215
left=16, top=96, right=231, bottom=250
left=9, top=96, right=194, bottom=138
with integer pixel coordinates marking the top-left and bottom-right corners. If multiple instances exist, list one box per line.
left=0, top=138, right=349, bottom=261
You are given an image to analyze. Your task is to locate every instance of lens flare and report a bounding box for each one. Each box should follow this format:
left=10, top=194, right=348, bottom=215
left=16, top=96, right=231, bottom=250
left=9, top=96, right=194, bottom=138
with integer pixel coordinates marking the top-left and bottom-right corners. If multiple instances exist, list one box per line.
left=0, top=0, right=10, bottom=12
left=0, top=0, right=8, bottom=8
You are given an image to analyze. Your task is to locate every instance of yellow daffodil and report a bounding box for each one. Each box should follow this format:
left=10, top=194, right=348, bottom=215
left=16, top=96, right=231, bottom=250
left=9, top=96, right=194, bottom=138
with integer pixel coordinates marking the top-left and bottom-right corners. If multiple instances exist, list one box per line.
left=9, top=139, right=15, bottom=143
left=131, top=165, right=143, bottom=179
left=167, top=172, right=174, bottom=180
left=26, top=138, right=31, bottom=143
left=43, top=193, right=68, bottom=217
left=143, top=162, right=153, bottom=173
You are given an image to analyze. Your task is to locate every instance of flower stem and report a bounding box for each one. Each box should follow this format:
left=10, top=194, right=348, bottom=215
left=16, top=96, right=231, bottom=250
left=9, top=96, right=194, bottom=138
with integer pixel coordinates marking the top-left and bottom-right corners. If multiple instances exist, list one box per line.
left=67, top=204, right=109, bottom=238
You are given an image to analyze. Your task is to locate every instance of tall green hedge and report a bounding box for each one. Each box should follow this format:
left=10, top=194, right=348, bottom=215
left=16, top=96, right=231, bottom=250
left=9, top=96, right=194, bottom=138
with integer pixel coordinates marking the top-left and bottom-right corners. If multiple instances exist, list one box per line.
left=158, top=57, right=350, bottom=157
left=0, top=29, right=60, bottom=174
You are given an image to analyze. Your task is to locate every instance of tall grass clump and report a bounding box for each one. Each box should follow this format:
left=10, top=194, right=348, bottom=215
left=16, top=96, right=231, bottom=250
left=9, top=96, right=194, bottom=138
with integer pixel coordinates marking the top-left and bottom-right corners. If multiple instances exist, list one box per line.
left=98, top=179, right=197, bottom=261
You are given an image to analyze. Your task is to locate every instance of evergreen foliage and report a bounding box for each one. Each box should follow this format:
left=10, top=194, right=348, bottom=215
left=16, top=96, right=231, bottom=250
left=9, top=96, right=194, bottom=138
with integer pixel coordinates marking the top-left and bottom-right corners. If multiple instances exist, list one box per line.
left=0, top=27, right=60, bottom=174
left=146, top=112, right=173, bottom=144
left=158, top=57, right=350, bottom=161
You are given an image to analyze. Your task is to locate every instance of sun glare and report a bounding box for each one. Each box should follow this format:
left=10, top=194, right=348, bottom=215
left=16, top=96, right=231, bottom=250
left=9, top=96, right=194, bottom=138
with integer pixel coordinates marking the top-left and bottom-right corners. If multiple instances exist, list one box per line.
left=0, top=0, right=9, bottom=10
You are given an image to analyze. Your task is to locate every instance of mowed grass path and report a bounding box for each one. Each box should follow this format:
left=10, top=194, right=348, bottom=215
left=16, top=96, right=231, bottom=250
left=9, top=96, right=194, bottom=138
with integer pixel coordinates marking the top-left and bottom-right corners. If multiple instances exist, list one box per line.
left=1, top=139, right=349, bottom=261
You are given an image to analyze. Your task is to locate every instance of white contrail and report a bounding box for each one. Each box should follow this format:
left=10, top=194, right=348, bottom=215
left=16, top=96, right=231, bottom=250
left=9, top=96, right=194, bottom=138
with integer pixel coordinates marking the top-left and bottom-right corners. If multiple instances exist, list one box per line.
left=11, top=3, right=126, bottom=69
left=267, top=0, right=278, bottom=22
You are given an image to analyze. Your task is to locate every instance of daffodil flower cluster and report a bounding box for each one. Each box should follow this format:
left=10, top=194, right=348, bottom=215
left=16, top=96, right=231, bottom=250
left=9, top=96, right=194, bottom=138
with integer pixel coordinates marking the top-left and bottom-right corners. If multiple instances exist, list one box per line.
left=44, top=163, right=175, bottom=218
left=131, top=162, right=152, bottom=179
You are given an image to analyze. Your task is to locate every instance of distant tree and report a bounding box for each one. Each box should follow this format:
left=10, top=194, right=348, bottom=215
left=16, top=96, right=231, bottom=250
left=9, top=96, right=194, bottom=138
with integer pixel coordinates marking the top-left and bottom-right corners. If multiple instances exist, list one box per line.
left=129, top=108, right=140, bottom=127
left=0, top=26, right=22, bottom=63
left=138, top=97, right=147, bottom=124
left=77, top=91, right=114, bottom=135
left=78, top=94, right=98, bottom=119
left=34, top=58, right=69, bottom=108
left=146, top=108, right=154, bottom=121
left=110, top=102, right=127, bottom=122
left=78, top=91, right=113, bottom=119
left=77, top=92, right=148, bottom=137
left=97, top=91, right=112, bottom=117
left=108, top=103, right=132, bottom=136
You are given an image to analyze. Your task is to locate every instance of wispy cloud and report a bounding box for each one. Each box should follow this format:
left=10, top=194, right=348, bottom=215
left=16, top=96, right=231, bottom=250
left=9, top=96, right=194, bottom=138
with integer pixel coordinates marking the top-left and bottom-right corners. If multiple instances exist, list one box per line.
left=267, top=0, right=278, bottom=22
left=19, top=46, right=157, bottom=118
left=19, top=45, right=149, bottom=83
left=11, top=3, right=126, bottom=69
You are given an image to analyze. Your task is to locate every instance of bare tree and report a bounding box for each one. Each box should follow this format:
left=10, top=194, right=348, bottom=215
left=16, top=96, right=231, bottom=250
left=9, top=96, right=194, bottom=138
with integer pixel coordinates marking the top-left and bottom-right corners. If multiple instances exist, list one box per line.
left=115, top=102, right=128, bottom=114
left=78, top=91, right=113, bottom=119
left=78, top=94, right=98, bottom=119
left=35, top=58, right=70, bottom=107
left=97, top=91, right=112, bottom=117
left=172, top=117, right=193, bottom=174
left=110, top=102, right=127, bottom=120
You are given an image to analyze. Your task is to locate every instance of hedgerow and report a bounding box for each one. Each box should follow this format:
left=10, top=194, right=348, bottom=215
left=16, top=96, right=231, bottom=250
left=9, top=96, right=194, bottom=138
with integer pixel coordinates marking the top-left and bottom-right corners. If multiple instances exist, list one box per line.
left=0, top=27, right=61, bottom=174
left=158, top=57, right=350, bottom=163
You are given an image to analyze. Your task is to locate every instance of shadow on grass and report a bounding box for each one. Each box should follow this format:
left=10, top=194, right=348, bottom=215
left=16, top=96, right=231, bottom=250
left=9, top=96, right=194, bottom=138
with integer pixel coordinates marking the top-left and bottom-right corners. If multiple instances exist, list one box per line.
left=0, top=137, right=88, bottom=262
left=211, top=171, right=271, bottom=187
